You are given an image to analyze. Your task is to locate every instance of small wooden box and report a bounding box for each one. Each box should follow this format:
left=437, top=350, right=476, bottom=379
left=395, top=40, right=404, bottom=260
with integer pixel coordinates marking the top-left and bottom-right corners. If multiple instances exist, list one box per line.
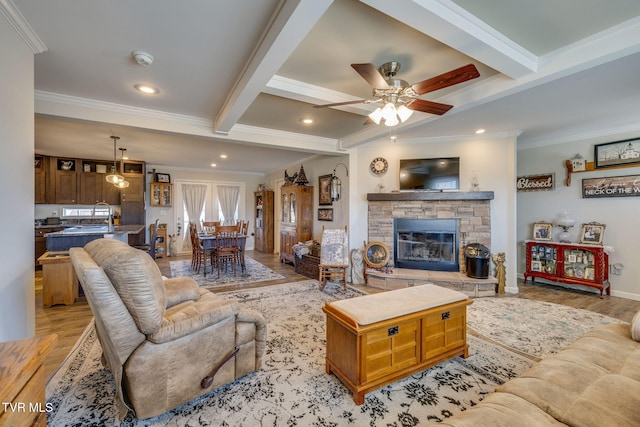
left=37, top=251, right=78, bottom=307
left=294, top=254, right=320, bottom=279
left=323, top=285, right=471, bottom=404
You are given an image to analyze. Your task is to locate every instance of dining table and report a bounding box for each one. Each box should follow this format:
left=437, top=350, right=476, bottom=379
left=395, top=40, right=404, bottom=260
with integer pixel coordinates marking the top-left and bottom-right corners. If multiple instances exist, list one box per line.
left=197, top=232, right=248, bottom=276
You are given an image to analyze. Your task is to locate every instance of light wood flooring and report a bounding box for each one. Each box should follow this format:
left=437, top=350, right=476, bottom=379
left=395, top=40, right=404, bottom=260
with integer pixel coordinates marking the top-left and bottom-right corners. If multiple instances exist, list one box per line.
left=35, top=251, right=640, bottom=380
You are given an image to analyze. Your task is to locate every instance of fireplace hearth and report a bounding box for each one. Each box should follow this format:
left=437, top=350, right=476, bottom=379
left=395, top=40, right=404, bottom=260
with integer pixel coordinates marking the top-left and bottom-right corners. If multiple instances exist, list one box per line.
left=394, top=218, right=459, bottom=271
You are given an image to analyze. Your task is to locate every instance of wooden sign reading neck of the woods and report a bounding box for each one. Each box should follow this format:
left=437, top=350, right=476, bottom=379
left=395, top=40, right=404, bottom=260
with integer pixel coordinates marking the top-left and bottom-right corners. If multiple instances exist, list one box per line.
left=582, top=174, right=640, bottom=198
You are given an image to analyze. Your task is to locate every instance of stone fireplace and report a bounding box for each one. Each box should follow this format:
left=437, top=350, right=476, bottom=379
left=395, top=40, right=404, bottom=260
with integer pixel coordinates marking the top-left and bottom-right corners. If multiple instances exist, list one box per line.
left=367, top=192, right=493, bottom=273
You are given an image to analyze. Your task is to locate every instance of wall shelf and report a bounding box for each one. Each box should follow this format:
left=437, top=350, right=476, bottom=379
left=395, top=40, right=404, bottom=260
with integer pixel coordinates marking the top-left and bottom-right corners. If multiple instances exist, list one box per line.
left=564, top=159, right=639, bottom=186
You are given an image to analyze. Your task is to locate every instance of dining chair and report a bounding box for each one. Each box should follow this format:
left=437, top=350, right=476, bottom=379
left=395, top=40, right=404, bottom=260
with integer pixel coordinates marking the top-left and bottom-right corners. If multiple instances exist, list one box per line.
left=190, top=222, right=211, bottom=274
left=214, top=225, right=240, bottom=278
left=202, top=221, right=220, bottom=234
left=132, top=219, right=159, bottom=259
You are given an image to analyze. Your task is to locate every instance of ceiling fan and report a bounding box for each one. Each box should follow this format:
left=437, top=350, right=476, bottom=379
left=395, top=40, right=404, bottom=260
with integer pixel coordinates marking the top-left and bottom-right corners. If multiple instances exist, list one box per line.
left=314, top=62, right=480, bottom=126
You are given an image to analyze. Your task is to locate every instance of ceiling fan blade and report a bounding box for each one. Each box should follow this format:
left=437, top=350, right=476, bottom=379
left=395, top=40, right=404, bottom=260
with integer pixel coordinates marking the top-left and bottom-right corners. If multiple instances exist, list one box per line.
left=407, top=99, right=453, bottom=115
left=411, top=64, right=480, bottom=95
left=351, top=63, right=390, bottom=89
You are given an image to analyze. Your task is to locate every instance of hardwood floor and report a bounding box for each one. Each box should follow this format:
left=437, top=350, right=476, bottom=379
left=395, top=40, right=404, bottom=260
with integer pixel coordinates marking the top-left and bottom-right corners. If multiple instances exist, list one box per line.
left=35, top=251, right=640, bottom=380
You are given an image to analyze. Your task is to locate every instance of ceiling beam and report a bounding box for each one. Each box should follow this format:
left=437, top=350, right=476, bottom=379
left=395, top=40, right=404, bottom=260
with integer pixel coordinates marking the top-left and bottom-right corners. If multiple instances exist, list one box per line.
left=360, top=0, right=538, bottom=79
left=214, top=0, right=333, bottom=135
left=264, top=75, right=375, bottom=116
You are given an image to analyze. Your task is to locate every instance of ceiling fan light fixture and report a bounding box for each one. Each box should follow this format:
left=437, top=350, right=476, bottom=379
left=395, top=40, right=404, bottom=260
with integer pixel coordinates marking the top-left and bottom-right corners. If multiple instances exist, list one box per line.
left=381, top=102, right=397, bottom=122
left=368, top=107, right=384, bottom=125
left=397, top=104, right=414, bottom=122
left=384, top=114, right=399, bottom=127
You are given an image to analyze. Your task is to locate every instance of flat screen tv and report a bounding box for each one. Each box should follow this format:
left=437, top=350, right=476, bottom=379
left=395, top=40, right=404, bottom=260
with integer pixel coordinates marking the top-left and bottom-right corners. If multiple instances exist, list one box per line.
left=399, top=157, right=460, bottom=191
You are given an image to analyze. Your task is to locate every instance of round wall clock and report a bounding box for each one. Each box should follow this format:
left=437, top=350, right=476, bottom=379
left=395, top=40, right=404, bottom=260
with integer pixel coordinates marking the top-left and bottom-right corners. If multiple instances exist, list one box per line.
left=370, top=157, right=388, bottom=175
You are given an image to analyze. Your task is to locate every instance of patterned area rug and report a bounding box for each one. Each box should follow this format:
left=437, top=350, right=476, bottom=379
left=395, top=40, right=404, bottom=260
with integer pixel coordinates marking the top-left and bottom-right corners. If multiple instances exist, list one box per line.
left=45, top=284, right=615, bottom=426
left=468, top=297, right=623, bottom=358
left=169, top=257, right=284, bottom=287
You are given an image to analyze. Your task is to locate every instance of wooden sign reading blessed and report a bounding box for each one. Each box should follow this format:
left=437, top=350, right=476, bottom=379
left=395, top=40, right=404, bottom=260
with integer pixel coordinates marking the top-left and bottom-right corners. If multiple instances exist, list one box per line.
left=516, top=173, right=555, bottom=192
left=582, top=174, right=640, bottom=198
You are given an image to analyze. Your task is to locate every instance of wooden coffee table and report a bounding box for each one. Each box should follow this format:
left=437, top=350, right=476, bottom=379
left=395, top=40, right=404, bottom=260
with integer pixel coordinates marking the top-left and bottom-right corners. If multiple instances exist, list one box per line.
left=323, top=284, right=472, bottom=404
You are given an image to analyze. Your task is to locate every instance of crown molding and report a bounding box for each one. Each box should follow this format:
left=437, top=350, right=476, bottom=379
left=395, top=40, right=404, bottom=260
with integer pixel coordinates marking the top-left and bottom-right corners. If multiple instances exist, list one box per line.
left=0, top=0, right=47, bottom=53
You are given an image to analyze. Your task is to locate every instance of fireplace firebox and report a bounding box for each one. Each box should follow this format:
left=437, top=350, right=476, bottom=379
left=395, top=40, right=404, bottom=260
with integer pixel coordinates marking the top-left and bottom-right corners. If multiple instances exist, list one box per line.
left=394, top=218, right=459, bottom=271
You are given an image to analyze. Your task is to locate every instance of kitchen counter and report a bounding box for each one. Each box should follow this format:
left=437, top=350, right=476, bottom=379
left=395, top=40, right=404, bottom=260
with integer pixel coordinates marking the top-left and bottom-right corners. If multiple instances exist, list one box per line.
left=44, top=224, right=144, bottom=237
left=45, top=224, right=145, bottom=251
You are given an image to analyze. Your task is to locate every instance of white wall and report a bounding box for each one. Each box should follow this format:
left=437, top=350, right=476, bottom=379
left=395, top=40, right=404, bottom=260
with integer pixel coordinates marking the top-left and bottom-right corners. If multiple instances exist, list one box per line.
left=0, top=18, right=36, bottom=341
left=518, top=133, right=640, bottom=300
left=266, top=155, right=350, bottom=241
left=350, top=133, right=519, bottom=291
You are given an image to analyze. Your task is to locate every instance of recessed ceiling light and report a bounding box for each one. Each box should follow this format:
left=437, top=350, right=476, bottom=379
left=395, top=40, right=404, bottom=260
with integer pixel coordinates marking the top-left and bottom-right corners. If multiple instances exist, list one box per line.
left=300, top=118, right=315, bottom=125
left=211, top=163, right=217, bottom=167
left=475, top=128, right=485, bottom=134
left=134, top=84, right=158, bottom=94
left=220, top=154, right=228, bottom=159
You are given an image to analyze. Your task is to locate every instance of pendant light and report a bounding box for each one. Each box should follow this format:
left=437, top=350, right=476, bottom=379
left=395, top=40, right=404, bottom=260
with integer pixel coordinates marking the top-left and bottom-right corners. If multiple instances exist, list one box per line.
left=105, top=136, right=128, bottom=187
left=114, top=147, right=130, bottom=188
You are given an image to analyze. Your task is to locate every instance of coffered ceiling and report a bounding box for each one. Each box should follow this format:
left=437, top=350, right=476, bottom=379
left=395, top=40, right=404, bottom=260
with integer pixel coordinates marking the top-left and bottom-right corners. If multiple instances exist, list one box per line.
left=8, top=0, right=640, bottom=172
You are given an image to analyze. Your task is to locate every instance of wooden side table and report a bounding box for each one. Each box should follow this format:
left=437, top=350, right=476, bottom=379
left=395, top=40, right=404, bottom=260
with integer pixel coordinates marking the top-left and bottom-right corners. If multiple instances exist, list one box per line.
left=0, top=334, right=57, bottom=426
left=37, top=251, right=78, bottom=307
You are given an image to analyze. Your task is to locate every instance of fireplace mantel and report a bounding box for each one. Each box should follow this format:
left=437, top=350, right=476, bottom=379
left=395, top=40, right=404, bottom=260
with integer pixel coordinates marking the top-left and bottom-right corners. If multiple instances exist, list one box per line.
left=367, top=191, right=494, bottom=201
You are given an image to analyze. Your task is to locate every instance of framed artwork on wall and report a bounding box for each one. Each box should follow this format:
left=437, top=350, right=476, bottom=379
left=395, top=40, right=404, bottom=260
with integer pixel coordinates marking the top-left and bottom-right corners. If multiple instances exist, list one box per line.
left=594, top=138, right=640, bottom=168
left=318, top=174, right=332, bottom=205
left=318, top=208, right=333, bottom=221
left=155, top=173, right=171, bottom=183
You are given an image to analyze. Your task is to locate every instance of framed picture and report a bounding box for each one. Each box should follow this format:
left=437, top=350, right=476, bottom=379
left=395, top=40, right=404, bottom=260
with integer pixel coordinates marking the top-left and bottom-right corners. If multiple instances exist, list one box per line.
left=155, top=173, right=171, bottom=183
left=532, top=222, right=553, bottom=241
left=594, top=138, right=640, bottom=168
left=584, top=267, right=595, bottom=281
left=318, top=174, right=332, bottom=206
left=318, top=208, right=333, bottom=221
left=531, top=261, right=542, bottom=272
left=579, top=222, right=605, bottom=245
left=364, top=241, right=390, bottom=269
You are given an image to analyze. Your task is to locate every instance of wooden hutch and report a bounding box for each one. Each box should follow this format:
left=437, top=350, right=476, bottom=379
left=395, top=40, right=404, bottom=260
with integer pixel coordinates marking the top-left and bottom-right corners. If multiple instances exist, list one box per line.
left=279, top=184, right=313, bottom=264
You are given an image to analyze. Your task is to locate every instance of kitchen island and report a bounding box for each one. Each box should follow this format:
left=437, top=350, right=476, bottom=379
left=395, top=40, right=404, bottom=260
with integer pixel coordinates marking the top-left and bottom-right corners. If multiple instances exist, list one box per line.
left=45, top=224, right=145, bottom=251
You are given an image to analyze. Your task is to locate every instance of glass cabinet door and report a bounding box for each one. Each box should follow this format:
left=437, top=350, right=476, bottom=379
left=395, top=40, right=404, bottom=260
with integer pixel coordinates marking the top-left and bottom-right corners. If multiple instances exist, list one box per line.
left=290, top=193, right=296, bottom=223
left=282, top=193, right=289, bottom=223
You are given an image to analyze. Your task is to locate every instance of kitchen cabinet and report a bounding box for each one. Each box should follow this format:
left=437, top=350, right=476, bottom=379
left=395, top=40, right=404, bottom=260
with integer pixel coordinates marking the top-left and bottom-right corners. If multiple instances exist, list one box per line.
left=120, top=160, right=145, bottom=245
left=150, top=182, right=172, bottom=207
left=279, top=185, right=313, bottom=264
left=53, top=157, right=78, bottom=204
left=78, top=160, right=121, bottom=205
left=34, top=155, right=47, bottom=204
left=523, top=240, right=611, bottom=297
left=254, top=190, right=273, bottom=253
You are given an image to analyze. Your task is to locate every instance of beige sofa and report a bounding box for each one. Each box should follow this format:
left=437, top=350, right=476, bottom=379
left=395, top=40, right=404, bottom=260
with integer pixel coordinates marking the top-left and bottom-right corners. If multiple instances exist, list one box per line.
left=428, top=316, right=640, bottom=426
left=70, top=238, right=267, bottom=420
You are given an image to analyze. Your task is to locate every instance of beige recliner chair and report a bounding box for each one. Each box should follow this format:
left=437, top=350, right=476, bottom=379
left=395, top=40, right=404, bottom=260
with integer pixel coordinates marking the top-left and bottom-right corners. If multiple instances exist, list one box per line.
left=70, top=238, right=267, bottom=420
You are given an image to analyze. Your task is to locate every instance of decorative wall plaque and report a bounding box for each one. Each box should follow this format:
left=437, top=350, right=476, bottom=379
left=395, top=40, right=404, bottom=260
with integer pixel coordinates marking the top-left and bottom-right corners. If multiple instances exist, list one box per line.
left=516, top=173, right=555, bottom=192
left=582, top=174, right=640, bottom=198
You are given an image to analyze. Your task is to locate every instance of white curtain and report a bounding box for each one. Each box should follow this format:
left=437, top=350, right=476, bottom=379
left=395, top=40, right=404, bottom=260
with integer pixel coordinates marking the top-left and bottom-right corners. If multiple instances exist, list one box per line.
left=217, top=185, right=240, bottom=225
left=181, top=183, right=207, bottom=250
